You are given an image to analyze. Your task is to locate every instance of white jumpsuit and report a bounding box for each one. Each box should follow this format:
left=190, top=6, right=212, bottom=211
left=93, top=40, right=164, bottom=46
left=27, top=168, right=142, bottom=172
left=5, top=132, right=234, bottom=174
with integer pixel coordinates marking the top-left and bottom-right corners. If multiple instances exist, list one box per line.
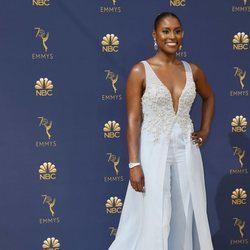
left=109, top=60, right=213, bottom=250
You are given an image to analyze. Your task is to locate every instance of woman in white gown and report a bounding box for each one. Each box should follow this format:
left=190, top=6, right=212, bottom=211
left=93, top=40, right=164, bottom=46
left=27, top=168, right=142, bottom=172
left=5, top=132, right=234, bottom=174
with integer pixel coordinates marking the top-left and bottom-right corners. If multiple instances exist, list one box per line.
left=109, top=12, right=214, bottom=250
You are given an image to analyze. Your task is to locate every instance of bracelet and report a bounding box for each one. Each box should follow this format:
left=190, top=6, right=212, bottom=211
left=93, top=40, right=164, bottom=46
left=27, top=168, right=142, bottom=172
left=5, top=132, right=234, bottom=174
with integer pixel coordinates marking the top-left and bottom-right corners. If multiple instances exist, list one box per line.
left=128, top=162, right=140, bottom=169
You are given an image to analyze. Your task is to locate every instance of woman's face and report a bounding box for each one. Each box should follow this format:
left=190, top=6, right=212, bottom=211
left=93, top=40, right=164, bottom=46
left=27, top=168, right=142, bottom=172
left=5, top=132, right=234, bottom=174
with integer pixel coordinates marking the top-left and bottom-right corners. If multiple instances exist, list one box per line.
left=153, top=16, right=183, bottom=54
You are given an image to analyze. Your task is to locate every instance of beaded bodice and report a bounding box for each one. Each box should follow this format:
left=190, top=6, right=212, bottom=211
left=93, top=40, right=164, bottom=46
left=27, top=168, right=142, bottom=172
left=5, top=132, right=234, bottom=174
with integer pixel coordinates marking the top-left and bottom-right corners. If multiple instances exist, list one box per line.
left=141, top=60, right=196, bottom=142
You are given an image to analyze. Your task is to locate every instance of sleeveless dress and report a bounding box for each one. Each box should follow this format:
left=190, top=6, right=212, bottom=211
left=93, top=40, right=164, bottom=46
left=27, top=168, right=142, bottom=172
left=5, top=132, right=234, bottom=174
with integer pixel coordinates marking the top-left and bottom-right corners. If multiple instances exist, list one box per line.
left=109, top=60, right=213, bottom=250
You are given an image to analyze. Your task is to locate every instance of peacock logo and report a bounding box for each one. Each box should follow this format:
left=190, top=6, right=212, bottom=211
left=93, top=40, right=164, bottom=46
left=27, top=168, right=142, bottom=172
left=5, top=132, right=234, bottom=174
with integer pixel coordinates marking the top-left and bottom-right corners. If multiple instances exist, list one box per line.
left=42, top=237, right=60, bottom=250
left=231, top=188, right=247, bottom=205
left=231, top=115, right=247, bottom=133
left=106, top=196, right=123, bottom=214
left=35, top=78, right=53, bottom=96
left=39, top=162, right=57, bottom=180
left=101, top=34, right=119, bottom=53
left=233, top=32, right=249, bottom=50
left=103, top=121, right=121, bottom=139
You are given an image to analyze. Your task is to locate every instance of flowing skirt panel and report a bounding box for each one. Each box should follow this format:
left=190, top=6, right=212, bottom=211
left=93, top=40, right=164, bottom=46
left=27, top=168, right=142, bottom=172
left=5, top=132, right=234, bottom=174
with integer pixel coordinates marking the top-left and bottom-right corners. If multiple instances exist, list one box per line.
left=109, top=124, right=213, bottom=250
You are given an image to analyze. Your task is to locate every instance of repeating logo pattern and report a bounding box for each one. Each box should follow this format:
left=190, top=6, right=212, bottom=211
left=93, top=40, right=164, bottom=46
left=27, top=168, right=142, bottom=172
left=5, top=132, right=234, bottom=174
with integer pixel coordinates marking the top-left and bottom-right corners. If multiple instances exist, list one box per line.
left=33, top=0, right=58, bottom=246
left=28, top=0, right=250, bottom=248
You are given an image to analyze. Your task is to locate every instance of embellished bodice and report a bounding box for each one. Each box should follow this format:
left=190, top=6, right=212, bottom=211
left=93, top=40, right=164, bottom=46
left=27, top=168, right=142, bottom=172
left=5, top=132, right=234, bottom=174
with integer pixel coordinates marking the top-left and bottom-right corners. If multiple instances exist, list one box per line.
left=141, top=60, right=196, bottom=142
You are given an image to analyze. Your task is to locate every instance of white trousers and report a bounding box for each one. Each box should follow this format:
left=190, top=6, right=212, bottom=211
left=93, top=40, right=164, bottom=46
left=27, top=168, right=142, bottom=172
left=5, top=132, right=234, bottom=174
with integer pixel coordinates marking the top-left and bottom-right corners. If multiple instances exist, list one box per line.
left=109, top=123, right=201, bottom=250
left=163, top=123, right=194, bottom=250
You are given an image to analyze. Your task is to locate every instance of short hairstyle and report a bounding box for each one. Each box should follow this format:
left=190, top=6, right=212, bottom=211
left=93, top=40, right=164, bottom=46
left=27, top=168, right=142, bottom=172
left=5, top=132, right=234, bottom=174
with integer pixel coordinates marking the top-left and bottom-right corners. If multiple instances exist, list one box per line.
left=154, top=12, right=182, bottom=30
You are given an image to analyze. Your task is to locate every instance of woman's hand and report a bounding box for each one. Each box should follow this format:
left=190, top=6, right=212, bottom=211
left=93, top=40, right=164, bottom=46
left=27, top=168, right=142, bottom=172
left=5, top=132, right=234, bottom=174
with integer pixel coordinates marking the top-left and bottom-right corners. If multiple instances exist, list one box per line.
left=130, top=166, right=145, bottom=192
left=191, top=129, right=209, bottom=147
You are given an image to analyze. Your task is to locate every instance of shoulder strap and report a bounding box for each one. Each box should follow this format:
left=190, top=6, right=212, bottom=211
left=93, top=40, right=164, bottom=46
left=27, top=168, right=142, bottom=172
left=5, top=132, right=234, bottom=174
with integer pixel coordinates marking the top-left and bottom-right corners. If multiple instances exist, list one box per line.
left=140, top=60, right=153, bottom=84
left=182, top=61, right=194, bottom=82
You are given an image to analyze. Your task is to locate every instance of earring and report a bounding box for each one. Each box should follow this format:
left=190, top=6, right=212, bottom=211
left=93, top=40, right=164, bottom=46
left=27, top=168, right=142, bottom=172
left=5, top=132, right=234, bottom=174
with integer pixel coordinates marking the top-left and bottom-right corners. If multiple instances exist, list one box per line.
left=154, top=39, right=158, bottom=51
left=179, top=32, right=184, bottom=50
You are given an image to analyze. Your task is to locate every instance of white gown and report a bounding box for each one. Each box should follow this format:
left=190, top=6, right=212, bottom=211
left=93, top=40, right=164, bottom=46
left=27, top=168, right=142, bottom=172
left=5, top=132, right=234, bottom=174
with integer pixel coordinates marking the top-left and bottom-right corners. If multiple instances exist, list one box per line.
left=109, top=60, right=213, bottom=250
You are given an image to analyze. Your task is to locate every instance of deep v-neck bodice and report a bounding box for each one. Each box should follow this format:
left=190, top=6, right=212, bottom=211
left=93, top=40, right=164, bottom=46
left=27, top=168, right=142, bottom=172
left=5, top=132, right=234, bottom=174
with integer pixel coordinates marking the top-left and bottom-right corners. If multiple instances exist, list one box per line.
left=144, top=60, right=187, bottom=115
left=141, top=60, right=196, bottom=142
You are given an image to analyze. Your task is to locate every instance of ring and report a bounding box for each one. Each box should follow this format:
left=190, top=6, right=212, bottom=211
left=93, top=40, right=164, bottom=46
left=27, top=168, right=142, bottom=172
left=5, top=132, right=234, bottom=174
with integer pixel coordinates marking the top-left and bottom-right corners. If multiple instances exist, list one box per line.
left=198, top=137, right=203, bottom=143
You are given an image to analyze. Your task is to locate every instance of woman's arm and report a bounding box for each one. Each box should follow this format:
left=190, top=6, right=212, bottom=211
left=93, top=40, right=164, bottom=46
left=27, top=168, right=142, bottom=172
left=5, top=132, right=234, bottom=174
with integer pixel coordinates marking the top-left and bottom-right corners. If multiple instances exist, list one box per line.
left=126, top=63, right=145, bottom=192
left=190, top=64, right=215, bottom=146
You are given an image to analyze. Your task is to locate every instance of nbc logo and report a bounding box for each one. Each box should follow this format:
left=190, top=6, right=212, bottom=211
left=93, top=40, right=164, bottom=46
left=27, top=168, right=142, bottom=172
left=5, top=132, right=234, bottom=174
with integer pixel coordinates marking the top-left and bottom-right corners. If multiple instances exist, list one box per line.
left=101, top=34, right=119, bottom=53
left=106, top=196, right=123, bottom=214
left=35, top=78, right=53, bottom=96
left=231, top=115, right=247, bottom=132
left=233, top=32, right=249, bottom=50
left=170, top=0, right=186, bottom=6
left=42, top=237, right=60, bottom=250
left=32, top=0, right=50, bottom=6
left=231, top=188, right=247, bottom=205
left=103, top=120, right=121, bottom=138
left=39, top=162, right=57, bottom=180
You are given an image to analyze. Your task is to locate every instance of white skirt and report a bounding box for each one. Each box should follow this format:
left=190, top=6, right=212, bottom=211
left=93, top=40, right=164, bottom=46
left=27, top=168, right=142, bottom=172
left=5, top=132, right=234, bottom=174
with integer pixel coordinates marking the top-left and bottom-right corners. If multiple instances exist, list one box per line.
left=109, top=123, right=213, bottom=250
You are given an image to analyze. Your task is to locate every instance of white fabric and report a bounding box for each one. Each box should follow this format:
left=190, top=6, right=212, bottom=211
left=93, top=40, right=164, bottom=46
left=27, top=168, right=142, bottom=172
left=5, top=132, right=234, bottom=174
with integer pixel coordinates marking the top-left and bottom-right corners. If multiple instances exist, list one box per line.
left=109, top=61, right=213, bottom=250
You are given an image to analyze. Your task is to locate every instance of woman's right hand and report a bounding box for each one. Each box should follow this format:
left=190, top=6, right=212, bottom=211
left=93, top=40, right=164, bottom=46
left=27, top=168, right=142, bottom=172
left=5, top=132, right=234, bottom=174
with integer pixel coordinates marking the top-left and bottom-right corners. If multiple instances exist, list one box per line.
left=130, top=166, right=145, bottom=192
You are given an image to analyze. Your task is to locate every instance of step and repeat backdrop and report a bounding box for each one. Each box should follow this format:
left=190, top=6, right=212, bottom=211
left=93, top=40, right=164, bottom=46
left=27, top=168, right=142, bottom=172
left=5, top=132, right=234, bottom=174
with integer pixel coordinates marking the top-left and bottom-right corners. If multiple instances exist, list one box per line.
left=0, top=0, right=249, bottom=249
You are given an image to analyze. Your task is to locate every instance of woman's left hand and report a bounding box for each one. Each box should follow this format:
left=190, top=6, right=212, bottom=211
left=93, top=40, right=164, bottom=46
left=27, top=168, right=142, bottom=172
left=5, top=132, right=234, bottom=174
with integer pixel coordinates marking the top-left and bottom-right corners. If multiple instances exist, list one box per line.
left=191, top=129, right=209, bottom=147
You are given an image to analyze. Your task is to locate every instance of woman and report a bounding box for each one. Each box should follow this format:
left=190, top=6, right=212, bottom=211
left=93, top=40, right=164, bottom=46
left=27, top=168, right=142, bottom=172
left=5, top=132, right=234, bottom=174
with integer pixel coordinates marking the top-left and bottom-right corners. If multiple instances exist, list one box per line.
left=109, top=12, right=214, bottom=250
